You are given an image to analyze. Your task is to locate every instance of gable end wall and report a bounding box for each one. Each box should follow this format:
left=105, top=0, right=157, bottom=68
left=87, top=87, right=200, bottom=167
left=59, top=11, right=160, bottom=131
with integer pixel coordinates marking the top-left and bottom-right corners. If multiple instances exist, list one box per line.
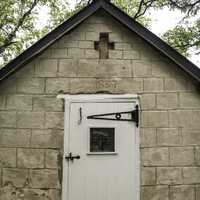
left=0, top=10, right=200, bottom=200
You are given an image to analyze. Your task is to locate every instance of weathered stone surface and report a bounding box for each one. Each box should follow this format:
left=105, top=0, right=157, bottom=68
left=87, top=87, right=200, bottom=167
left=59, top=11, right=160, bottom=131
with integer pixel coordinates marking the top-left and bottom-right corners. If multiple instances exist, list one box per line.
left=79, top=41, right=93, bottom=49
left=0, top=129, right=31, bottom=147
left=141, top=148, right=169, bottom=166
left=31, top=129, right=63, bottom=149
left=140, top=94, right=156, bottom=110
left=117, top=78, right=143, bottom=92
left=58, top=59, right=77, bottom=77
left=141, top=111, right=168, bottom=127
left=35, top=59, right=58, bottom=77
left=133, top=61, right=152, bottom=77
left=17, top=78, right=45, bottom=94
left=169, top=147, right=194, bottom=166
left=141, top=186, right=169, bottom=200
left=183, top=167, right=200, bottom=184
left=0, top=95, right=6, bottom=110
left=7, top=95, right=32, bottom=110
left=13, top=62, right=35, bottom=78
left=51, top=48, right=68, bottom=59
left=157, top=167, right=182, bottom=185
left=70, top=78, right=97, bottom=93
left=141, top=167, right=156, bottom=185
left=3, top=168, right=29, bottom=188
left=0, top=78, right=17, bottom=94
left=169, top=111, right=200, bottom=128
left=85, top=49, right=99, bottom=59
left=170, top=185, right=195, bottom=200
left=144, top=78, right=164, bottom=92
left=182, top=129, right=200, bottom=145
left=45, top=112, right=64, bottom=129
left=17, top=112, right=45, bottom=129
left=85, top=32, right=99, bottom=41
left=165, top=78, right=194, bottom=92
left=17, top=149, right=44, bottom=168
left=180, top=92, right=200, bottom=108
left=195, top=147, right=200, bottom=165
left=46, top=78, right=70, bottom=94
left=123, top=50, right=140, bottom=59
left=46, top=150, right=59, bottom=168
left=33, top=97, right=63, bottom=112
left=156, top=93, right=178, bottom=109
left=109, top=50, right=123, bottom=59
left=157, top=128, right=182, bottom=146
left=0, top=111, right=16, bottom=128
left=140, top=128, right=156, bottom=147
left=68, top=48, right=85, bottom=58
left=30, top=169, right=60, bottom=189
left=0, top=148, right=16, bottom=167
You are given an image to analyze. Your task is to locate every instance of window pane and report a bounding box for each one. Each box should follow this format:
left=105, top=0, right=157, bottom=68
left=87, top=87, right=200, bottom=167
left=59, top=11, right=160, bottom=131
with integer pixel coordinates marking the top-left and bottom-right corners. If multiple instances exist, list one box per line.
left=90, top=128, right=115, bottom=152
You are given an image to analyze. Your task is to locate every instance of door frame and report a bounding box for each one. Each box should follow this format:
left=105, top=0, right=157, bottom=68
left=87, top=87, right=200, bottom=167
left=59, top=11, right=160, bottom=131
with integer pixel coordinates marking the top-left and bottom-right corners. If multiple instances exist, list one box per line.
left=57, top=94, right=140, bottom=200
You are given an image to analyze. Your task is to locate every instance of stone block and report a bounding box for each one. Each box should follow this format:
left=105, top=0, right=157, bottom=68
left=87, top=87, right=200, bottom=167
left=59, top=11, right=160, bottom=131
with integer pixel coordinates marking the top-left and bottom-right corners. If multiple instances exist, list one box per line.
left=141, top=147, right=169, bottom=166
left=35, top=59, right=58, bottom=77
left=157, top=128, right=181, bottom=146
left=0, top=129, right=31, bottom=147
left=38, top=49, right=52, bottom=59
left=141, top=186, right=169, bottom=200
left=30, top=169, right=60, bottom=189
left=59, top=40, right=79, bottom=48
left=3, top=168, right=29, bottom=188
left=109, top=50, right=123, bottom=59
left=165, top=78, right=194, bottom=92
left=157, top=167, right=182, bottom=185
left=141, top=167, right=156, bottom=185
left=85, top=32, right=99, bottom=41
left=97, top=60, right=132, bottom=78
left=7, top=95, right=32, bottom=110
left=144, top=78, right=164, bottom=92
left=0, top=111, right=16, bottom=128
left=0, top=78, right=16, bottom=94
left=77, top=59, right=98, bottom=77
left=17, top=78, right=45, bottom=94
left=140, top=128, right=156, bottom=147
left=117, top=78, right=143, bottom=93
left=180, top=92, right=200, bottom=108
left=133, top=61, right=152, bottom=77
left=169, top=111, right=200, bottom=128
left=96, top=79, right=118, bottom=92
left=17, top=149, right=44, bottom=169
left=156, top=93, right=178, bottom=109
left=70, top=78, right=97, bottom=93
left=45, top=150, right=59, bottom=168
left=85, top=49, right=99, bottom=59
left=33, top=97, right=63, bottom=112
left=115, top=42, right=132, bottom=50
left=48, top=189, right=61, bottom=200
left=66, top=31, right=85, bottom=41
left=183, top=167, right=200, bottom=184
left=51, top=48, right=68, bottom=59
left=13, top=62, right=35, bottom=78
left=195, top=147, right=200, bottom=165
left=140, top=94, right=156, bottom=110
left=141, top=111, right=168, bottom=128
left=183, top=129, right=200, bottom=145
left=68, top=48, right=84, bottom=58
left=46, top=78, right=70, bottom=94
left=45, top=112, right=64, bottom=129
left=17, top=111, right=45, bottom=129
left=0, top=148, right=16, bottom=167
left=0, top=95, right=6, bottom=110
left=58, top=59, right=77, bottom=77
left=79, top=41, right=94, bottom=49
left=109, top=32, right=123, bottom=42
left=169, top=147, right=194, bottom=166
left=170, top=185, right=195, bottom=200
left=31, top=129, right=63, bottom=149
left=123, top=50, right=140, bottom=60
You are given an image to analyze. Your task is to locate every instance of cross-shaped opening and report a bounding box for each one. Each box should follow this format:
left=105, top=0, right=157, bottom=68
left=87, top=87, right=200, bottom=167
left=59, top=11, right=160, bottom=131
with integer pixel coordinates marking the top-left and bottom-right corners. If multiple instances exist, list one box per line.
left=94, top=33, right=115, bottom=59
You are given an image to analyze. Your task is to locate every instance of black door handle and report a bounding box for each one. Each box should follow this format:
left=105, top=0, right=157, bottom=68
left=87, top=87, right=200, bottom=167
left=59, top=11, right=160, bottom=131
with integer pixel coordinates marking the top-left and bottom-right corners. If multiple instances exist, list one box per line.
left=65, top=152, right=80, bottom=161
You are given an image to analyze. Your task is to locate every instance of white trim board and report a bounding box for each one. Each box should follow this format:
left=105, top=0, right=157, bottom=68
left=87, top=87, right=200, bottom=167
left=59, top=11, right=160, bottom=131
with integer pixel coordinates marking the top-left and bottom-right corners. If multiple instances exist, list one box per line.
left=58, top=94, right=140, bottom=200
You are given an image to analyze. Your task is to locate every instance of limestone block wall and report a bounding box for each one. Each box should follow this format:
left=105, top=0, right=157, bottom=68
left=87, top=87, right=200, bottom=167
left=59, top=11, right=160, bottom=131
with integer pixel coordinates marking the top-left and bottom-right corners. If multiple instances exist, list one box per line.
left=0, top=10, right=200, bottom=200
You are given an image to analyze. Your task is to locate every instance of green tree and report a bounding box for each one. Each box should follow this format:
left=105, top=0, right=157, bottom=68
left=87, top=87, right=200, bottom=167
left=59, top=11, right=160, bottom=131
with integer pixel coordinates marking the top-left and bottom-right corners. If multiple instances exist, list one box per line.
left=0, top=0, right=71, bottom=66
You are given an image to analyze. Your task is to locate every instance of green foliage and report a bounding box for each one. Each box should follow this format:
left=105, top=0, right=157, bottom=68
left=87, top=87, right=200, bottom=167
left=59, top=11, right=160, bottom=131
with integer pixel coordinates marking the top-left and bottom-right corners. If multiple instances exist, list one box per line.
left=162, top=20, right=200, bottom=56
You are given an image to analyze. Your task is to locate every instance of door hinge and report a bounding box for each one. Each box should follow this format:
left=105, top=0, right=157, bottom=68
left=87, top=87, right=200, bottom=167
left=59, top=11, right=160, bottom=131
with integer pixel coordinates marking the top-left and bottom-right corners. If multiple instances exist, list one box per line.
left=87, top=105, right=139, bottom=127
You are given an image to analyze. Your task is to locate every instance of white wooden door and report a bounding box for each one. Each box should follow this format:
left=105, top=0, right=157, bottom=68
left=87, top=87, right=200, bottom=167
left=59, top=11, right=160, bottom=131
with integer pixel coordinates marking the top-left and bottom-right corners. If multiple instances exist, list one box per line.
left=63, top=97, right=139, bottom=200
